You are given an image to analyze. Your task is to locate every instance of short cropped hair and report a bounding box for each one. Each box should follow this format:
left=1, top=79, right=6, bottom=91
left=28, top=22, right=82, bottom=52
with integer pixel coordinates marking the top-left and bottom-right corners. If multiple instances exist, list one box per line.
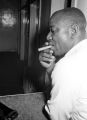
left=51, top=7, right=86, bottom=29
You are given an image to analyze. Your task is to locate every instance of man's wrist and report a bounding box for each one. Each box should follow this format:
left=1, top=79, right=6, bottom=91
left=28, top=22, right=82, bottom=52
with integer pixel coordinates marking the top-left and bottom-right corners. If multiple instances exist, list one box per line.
left=46, top=68, right=52, bottom=75
left=46, top=63, right=55, bottom=75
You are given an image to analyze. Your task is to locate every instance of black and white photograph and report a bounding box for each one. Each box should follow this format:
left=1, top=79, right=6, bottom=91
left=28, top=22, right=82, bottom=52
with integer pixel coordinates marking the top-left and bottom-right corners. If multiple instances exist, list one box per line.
left=0, top=0, right=87, bottom=120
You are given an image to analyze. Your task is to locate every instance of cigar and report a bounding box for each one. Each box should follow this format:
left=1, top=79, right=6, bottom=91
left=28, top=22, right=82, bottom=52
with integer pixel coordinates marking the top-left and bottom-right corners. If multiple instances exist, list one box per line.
left=38, top=45, right=52, bottom=51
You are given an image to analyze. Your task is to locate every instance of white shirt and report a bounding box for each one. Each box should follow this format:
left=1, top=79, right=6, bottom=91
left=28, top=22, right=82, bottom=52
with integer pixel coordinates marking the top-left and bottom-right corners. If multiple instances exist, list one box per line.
left=45, top=39, right=87, bottom=120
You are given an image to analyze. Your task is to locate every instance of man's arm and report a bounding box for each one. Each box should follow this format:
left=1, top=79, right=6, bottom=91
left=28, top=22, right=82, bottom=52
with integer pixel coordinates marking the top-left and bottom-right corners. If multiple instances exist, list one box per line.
left=39, top=47, right=56, bottom=100
left=45, top=61, right=72, bottom=120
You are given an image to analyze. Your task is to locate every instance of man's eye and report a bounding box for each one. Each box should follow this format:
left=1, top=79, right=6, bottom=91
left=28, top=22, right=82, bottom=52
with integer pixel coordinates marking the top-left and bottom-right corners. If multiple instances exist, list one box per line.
left=50, top=29, right=55, bottom=34
left=51, top=28, right=59, bottom=34
left=51, top=30, right=55, bottom=34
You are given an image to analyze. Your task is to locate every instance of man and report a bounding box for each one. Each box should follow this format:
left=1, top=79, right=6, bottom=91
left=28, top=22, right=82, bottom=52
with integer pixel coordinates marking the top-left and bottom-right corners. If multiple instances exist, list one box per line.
left=39, top=7, right=87, bottom=120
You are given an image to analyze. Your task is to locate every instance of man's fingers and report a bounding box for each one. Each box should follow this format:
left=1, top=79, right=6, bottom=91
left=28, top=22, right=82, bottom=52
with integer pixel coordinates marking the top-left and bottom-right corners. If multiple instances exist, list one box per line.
left=40, top=55, right=55, bottom=62
left=40, top=61, right=53, bottom=68
left=40, top=56, right=51, bottom=62
left=40, top=56, right=55, bottom=68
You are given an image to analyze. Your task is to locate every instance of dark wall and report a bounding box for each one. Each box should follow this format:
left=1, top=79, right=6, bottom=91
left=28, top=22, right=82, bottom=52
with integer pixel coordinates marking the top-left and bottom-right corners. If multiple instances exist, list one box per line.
left=0, top=0, right=19, bottom=51
left=0, top=0, right=19, bottom=9
left=0, top=24, right=18, bottom=51
left=0, top=0, right=24, bottom=95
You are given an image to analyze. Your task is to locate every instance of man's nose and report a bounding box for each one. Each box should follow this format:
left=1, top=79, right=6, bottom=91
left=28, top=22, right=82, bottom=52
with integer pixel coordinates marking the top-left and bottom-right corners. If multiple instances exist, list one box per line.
left=47, top=32, right=52, bottom=41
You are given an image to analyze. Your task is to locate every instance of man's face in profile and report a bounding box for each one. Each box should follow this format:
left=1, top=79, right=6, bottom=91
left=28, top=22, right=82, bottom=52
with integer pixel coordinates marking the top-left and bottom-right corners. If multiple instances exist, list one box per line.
left=47, top=17, right=73, bottom=57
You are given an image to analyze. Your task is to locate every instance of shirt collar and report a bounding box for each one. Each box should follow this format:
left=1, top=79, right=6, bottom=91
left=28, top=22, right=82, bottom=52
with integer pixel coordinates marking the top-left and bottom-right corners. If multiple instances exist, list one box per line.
left=65, top=39, right=87, bottom=57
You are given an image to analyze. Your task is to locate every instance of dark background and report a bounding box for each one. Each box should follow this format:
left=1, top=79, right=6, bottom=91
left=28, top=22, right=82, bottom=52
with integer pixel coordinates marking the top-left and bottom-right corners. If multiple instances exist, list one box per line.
left=0, top=0, right=51, bottom=95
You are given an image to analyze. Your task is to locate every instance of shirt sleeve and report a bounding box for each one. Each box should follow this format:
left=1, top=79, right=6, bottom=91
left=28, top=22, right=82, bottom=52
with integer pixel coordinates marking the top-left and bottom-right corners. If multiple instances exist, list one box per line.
left=45, top=60, right=73, bottom=120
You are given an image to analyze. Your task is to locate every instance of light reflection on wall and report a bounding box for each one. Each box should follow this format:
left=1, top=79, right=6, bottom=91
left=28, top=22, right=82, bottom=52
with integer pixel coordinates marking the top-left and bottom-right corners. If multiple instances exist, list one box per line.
left=0, top=9, right=16, bottom=27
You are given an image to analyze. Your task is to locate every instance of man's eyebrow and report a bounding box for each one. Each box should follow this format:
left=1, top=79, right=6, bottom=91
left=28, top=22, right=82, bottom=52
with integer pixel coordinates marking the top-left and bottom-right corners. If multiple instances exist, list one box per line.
left=49, top=27, right=52, bottom=29
left=49, top=27, right=54, bottom=32
left=49, top=26, right=54, bottom=30
left=48, top=26, right=52, bottom=31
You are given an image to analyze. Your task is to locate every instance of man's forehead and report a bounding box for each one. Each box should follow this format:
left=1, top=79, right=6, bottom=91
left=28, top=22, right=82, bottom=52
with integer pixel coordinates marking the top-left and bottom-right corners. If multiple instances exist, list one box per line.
left=49, top=15, right=72, bottom=29
left=49, top=21, right=55, bottom=27
left=49, top=17, right=59, bottom=27
left=49, top=22, right=57, bottom=30
left=49, top=17, right=63, bottom=29
left=50, top=17, right=58, bottom=25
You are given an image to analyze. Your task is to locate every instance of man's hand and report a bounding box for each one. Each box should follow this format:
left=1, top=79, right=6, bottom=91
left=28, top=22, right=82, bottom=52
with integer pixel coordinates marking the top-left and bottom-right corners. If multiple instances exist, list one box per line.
left=39, top=47, right=56, bottom=74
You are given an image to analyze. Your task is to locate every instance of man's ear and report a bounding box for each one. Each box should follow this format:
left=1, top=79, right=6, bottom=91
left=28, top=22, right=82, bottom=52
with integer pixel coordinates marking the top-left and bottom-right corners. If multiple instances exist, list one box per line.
left=69, top=24, right=79, bottom=37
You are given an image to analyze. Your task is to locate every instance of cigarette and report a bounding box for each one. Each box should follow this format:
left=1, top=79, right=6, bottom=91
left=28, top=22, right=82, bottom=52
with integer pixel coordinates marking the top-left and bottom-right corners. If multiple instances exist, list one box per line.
left=38, top=45, right=52, bottom=51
